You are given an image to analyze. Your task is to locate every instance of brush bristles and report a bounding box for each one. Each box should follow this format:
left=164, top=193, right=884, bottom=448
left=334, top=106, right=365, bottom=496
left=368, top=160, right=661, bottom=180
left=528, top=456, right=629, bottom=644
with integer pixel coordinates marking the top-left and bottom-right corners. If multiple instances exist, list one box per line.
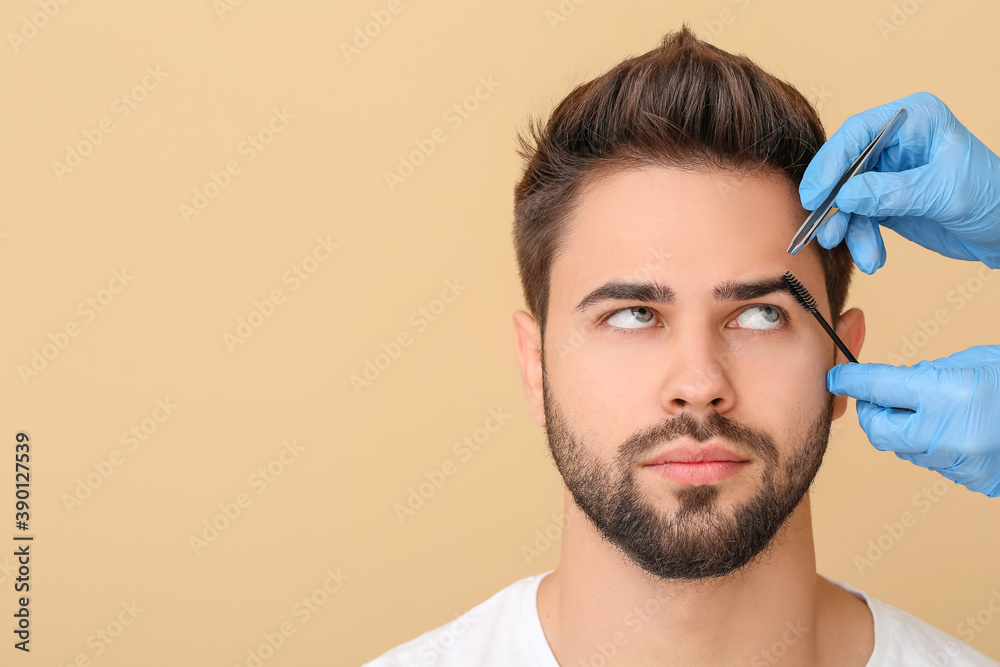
left=782, top=271, right=816, bottom=312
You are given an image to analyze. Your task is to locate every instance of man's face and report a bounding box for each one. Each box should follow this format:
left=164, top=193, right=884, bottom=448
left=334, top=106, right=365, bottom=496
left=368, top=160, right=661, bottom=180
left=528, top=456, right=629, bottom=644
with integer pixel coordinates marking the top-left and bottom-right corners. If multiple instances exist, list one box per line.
left=517, top=166, right=863, bottom=581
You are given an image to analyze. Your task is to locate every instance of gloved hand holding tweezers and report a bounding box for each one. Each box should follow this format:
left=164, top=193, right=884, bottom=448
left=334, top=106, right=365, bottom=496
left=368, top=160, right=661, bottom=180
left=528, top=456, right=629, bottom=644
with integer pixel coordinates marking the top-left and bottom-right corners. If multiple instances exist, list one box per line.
left=798, top=91, right=1000, bottom=274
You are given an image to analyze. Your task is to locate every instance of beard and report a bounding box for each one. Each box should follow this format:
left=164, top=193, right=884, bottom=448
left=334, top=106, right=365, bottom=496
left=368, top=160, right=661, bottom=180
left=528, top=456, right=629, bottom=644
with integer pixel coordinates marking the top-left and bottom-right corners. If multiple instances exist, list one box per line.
left=541, top=360, right=834, bottom=581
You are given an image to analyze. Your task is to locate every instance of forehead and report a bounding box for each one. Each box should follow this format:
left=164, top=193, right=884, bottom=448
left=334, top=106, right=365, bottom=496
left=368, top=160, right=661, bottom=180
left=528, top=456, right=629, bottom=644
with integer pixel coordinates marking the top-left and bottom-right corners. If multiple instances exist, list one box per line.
left=551, top=166, right=824, bottom=304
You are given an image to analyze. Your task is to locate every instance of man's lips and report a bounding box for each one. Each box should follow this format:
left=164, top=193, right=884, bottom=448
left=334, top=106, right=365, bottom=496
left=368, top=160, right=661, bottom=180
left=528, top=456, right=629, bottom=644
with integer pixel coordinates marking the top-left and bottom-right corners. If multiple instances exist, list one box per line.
left=643, top=443, right=749, bottom=465
left=642, top=442, right=750, bottom=485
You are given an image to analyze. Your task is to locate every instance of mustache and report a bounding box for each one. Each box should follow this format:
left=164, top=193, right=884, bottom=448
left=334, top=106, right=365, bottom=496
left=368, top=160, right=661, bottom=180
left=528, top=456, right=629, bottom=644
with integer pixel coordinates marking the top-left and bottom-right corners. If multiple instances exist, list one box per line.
left=616, top=411, right=778, bottom=467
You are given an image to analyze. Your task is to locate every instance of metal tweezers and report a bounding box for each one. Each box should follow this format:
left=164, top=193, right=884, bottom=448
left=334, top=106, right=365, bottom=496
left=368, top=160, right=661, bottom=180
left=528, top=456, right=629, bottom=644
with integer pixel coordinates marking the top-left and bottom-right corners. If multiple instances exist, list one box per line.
left=787, top=107, right=908, bottom=255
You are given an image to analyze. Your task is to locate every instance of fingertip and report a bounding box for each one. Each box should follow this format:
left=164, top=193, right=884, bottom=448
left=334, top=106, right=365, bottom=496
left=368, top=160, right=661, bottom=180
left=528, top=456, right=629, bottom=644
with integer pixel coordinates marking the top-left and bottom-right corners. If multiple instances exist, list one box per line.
left=853, top=248, right=879, bottom=275
left=873, top=249, right=887, bottom=272
left=858, top=250, right=885, bottom=276
left=826, top=364, right=845, bottom=393
left=816, top=229, right=837, bottom=250
left=827, top=362, right=866, bottom=398
left=801, top=142, right=851, bottom=209
left=799, top=180, right=822, bottom=211
left=826, top=374, right=837, bottom=394
left=845, top=215, right=886, bottom=274
left=866, top=218, right=888, bottom=273
left=816, top=210, right=849, bottom=248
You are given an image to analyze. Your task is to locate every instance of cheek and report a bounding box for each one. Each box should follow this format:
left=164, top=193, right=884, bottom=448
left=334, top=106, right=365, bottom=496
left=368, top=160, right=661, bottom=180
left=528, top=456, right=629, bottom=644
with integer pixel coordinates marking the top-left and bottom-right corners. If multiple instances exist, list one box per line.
left=544, top=335, right=652, bottom=436
left=729, top=335, right=832, bottom=426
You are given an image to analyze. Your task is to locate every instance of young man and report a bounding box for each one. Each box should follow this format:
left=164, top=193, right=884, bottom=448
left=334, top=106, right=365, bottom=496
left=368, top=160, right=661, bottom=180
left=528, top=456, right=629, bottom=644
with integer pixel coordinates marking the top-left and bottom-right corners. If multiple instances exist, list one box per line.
left=363, top=25, right=998, bottom=666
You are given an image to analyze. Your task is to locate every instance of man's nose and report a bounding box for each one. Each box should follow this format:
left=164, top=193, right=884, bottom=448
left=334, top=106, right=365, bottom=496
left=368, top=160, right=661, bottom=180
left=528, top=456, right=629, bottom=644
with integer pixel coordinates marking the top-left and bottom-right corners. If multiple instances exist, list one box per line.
left=658, top=329, right=737, bottom=416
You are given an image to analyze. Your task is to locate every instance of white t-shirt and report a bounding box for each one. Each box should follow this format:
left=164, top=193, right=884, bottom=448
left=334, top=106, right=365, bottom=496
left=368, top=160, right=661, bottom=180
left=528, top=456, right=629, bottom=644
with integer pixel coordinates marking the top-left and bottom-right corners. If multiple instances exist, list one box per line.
left=361, top=570, right=999, bottom=666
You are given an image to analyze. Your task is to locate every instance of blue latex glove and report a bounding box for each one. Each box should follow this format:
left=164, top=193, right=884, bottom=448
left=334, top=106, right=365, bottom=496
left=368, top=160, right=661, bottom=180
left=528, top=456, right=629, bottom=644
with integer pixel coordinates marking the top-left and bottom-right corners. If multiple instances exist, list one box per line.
left=827, top=345, right=1000, bottom=498
left=800, top=91, right=1000, bottom=274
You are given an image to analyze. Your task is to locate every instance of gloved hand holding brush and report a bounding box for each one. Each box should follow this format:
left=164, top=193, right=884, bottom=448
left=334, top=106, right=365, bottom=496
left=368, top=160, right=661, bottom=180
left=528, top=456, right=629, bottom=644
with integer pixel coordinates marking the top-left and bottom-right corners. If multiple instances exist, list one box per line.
left=827, top=347, right=1000, bottom=498
left=800, top=91, right=1000, bottom=275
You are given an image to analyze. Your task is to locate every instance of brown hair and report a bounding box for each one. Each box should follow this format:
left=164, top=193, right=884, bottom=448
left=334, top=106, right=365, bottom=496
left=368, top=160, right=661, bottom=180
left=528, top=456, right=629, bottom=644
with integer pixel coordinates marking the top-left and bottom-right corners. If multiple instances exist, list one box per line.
left=512, top=24, right=853, bottom=334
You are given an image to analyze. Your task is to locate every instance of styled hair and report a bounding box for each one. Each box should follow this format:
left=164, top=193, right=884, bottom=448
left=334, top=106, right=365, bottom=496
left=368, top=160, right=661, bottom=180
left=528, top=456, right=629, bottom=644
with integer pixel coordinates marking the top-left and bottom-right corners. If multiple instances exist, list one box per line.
left=512, top=24, right=853, bottom=334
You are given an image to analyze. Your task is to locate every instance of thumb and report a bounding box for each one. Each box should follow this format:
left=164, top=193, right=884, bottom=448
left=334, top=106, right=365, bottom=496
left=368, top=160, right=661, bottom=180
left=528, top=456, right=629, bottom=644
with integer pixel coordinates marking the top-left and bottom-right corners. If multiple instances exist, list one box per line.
left=827, top=362, right=920, bottom=410
left=835, top=166, right=938, bottom=219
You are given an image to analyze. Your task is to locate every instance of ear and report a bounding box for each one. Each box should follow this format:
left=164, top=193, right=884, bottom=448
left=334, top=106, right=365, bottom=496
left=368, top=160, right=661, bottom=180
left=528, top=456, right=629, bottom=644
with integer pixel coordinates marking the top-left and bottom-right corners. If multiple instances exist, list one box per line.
left=512, top=310, right=546, bottom=427
left=831, top=307, right=866, bottom=420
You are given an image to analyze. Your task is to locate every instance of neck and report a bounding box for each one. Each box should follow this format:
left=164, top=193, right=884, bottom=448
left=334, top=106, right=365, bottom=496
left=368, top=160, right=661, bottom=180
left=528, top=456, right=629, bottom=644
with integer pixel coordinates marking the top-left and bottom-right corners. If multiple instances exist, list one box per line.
left=536, top=490, right=866, bottom=666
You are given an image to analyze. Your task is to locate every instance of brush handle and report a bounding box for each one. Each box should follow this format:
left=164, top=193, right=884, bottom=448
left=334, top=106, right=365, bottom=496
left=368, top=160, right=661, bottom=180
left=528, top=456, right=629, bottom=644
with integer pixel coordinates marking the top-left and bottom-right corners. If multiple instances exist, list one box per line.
left=810, top=310, right=916, bottom=413
left=810, top=310, right=858, bottom=363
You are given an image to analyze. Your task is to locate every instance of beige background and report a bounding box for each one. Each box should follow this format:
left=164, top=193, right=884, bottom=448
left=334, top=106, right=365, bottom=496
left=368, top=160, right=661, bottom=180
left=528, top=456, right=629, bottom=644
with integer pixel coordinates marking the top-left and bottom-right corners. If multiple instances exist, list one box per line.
left=2, top=0, right=999, bottom=664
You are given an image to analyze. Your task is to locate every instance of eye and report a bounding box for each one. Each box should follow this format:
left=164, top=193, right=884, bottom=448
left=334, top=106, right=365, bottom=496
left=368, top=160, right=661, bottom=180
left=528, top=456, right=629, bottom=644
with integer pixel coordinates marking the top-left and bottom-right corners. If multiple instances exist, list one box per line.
left=733, top=305, right=786, bottom=331
left=605, top=306, right=659, bottom=330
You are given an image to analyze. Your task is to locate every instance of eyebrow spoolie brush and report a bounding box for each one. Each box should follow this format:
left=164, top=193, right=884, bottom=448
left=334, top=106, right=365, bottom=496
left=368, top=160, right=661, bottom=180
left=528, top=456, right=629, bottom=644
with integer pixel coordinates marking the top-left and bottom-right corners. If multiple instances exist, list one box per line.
left=782, top=271, right=858, bottom=363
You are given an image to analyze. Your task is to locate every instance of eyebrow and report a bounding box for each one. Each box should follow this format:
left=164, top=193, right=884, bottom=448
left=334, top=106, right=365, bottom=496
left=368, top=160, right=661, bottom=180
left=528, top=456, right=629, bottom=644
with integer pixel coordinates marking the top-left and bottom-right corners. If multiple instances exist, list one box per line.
left=713, top=275, right=789, bottom=302
left=573, top=275, right=789, bottom=313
